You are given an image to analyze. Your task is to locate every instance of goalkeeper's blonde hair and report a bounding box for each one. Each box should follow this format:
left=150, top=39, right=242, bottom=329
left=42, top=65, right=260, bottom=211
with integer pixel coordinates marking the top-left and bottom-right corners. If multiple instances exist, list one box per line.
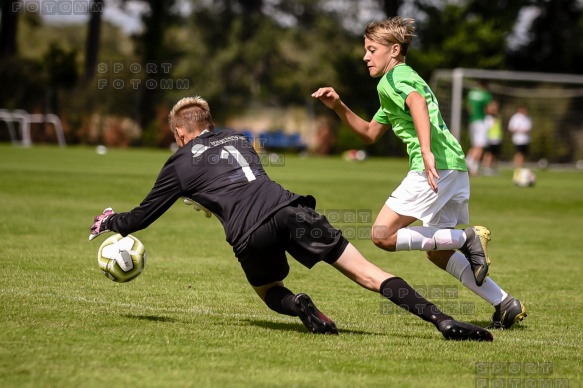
left=364, top=17, right=416, bottom=56
left=169, top=96, right=214, bottom=134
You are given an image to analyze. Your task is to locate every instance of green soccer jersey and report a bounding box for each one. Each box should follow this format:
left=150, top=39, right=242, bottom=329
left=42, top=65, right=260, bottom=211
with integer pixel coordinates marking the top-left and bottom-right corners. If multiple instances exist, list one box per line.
left=372, top=64, right=467, bottom=172
left=467, top=87, right=492, bottom=122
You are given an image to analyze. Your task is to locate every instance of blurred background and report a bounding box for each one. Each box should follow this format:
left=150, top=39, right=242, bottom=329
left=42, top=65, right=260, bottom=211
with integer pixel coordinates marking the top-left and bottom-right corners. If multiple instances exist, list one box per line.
left=1, top=0, right=583, bottom=164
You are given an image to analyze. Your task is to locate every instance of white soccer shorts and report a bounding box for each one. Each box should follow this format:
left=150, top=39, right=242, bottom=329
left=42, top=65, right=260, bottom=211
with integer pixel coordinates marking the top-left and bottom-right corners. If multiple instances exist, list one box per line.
left=469, top=120, right=488, bottom=148
left=386, top=169, right=470, bottom=228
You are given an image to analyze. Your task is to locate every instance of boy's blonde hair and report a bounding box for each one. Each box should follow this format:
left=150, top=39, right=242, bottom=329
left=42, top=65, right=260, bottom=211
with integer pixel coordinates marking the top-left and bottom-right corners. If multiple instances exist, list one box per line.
left=168, top=96, right=214, bottom=134
left=364, top=17, right=416, bottom=56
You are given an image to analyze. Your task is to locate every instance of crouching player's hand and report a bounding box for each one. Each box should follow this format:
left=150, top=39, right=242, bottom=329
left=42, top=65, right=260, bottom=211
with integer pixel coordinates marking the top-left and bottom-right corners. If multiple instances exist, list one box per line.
left=89, top=208, right=114, bottom=241
left=183, top=198, right=212, bottom=218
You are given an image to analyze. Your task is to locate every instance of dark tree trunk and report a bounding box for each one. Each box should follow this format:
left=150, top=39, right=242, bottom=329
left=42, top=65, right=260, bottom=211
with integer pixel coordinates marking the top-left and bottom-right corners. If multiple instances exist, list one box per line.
left=381, top=0, right=403, bottom=17
left=0, top=0, right=19, bottom=58
left=84, top=0, right=104, bottom=81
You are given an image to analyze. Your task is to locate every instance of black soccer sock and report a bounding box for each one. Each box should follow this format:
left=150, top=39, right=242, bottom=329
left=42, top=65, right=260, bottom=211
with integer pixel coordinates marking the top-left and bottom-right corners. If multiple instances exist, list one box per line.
left=264, top=286, right=298, bottom=317
left=380, top=277, right=453, bottom=328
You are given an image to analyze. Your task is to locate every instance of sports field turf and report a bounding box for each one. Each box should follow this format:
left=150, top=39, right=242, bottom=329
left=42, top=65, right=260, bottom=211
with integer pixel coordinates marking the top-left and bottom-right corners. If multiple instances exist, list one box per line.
left=1, top=144, right=581, bottom=387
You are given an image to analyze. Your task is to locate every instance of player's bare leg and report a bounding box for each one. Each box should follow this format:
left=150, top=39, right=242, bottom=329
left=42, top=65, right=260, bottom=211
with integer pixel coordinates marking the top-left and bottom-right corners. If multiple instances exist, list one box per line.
left=332, top=243, right=493, bottom=341
left=466, top=146, right=484, bottom=176
left=331, top=243, right=393, bottom=291
left=426, top=249, right=454, bottom=270
left=371, top=206, right=490, bottom=286
left=369, top=205, right=524, bottom=329
left=370, top=205, right=417, bottom=251
left=513, top=151, right=525, bottom=169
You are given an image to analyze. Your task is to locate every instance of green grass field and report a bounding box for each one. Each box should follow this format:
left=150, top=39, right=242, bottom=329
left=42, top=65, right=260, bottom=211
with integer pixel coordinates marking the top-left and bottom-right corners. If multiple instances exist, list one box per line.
left=1, top=144, right=581, bottom=387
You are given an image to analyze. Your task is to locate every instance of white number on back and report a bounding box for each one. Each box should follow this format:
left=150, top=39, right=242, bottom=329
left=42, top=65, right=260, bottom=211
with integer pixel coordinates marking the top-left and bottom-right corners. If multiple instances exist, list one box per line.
left=220, top=146, right=256, bottom=182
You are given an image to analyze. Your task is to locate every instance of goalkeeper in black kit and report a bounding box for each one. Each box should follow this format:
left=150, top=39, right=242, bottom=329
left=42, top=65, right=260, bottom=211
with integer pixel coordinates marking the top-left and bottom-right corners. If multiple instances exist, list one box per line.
left=89, top=96, right=493, bottom=341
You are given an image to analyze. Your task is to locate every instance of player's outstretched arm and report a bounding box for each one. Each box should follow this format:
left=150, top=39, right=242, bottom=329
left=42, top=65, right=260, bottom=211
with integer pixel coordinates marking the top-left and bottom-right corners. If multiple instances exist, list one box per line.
left=89, top=208, right=114, bottom=241
left=311, top=87, right=389, bottom=144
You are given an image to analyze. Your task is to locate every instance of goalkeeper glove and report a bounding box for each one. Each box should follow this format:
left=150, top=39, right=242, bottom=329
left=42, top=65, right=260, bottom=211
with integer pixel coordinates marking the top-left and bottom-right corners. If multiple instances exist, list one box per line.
left=183, top=198, right=212, bottom=218
left=89, top=207, right=114, bottom=241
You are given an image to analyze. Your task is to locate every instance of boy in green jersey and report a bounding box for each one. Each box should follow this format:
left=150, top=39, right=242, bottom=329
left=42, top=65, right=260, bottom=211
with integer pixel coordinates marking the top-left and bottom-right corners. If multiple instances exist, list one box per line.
left=312, top=16, right=526, bottom=329
left=466, top=80, right=493, bottom=175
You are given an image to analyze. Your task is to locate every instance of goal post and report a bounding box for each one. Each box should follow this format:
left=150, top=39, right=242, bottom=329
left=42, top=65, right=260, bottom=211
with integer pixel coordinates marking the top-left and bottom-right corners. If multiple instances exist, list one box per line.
left=430, top=68, right=583, bottom=164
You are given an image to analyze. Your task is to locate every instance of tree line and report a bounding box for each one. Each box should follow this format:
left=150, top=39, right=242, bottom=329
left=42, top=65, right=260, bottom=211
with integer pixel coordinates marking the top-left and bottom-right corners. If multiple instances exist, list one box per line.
left=1, top=0, right=582, bottom=151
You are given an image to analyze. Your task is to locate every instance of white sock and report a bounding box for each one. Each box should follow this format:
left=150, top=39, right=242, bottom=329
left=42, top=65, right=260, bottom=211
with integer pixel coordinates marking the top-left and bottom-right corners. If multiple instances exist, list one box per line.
left=395, top=226, right=466, bottom=251
left=445, top=251, right=508, bottom=306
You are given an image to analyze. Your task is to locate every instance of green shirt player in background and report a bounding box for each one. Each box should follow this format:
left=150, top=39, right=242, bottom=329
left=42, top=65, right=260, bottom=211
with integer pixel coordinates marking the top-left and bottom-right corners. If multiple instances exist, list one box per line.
left=466, top=80, right=492, bottom=175
left=312, top=16, right=526, bottom=329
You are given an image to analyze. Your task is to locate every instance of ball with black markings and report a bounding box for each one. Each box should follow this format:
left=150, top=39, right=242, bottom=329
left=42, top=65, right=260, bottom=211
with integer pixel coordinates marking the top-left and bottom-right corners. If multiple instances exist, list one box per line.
left=97, top=234, right=146, bottom=282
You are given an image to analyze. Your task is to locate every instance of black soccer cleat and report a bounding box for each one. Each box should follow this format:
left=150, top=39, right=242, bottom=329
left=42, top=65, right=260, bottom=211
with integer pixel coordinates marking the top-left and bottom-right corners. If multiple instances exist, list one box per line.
left=293, top=293, right=338, bottom=335
left=460, top=226, right=491, bottom=286
left=488, top=296, right=527, bottom=330
left=438, top=319, right=494, bottom=341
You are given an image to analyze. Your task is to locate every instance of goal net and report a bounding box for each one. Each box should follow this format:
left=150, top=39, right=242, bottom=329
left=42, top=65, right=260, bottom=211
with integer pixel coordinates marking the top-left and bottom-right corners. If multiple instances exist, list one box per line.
left=430, top=68, right=583, bottom=165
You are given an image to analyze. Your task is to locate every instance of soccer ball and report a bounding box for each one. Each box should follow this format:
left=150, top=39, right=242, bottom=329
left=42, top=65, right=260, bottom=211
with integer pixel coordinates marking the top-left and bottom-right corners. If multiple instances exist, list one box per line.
left=512, top=168, right=536, bottom=187
left=97, top=234, right=146, bottom=282
left=342, top=149, right=367, bottom=162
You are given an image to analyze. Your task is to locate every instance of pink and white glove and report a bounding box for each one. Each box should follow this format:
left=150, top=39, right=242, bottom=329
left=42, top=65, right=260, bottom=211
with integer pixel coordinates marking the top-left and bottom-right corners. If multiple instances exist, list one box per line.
left=89, top=207, right=115, bottom=241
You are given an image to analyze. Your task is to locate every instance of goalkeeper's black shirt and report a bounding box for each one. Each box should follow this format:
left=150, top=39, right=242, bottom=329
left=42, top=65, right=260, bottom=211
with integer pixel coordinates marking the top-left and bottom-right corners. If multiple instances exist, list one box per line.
left=106, top=129, right=299, bottom=247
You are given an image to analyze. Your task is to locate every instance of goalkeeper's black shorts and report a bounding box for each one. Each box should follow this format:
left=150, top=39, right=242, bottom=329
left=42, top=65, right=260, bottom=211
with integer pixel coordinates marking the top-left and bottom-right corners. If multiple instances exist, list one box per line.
left=234, top=200, right=349, bottom=287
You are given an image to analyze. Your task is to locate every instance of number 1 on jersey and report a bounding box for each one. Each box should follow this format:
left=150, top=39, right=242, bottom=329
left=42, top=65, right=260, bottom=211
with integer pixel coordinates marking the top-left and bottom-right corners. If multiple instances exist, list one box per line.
left=221, top=146, right=257, bottom=182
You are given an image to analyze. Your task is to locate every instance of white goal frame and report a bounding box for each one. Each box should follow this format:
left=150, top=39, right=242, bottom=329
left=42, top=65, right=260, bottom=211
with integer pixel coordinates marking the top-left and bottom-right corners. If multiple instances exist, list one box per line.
left=430, top=68, right=583, bottom=141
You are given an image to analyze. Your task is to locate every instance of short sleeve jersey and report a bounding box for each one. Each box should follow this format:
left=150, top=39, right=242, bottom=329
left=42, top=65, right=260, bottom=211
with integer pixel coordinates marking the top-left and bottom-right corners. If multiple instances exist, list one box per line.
left=467, top=87, right=492, bottom=122
left=107, top=129, right=299, bottom=247
left=507, top=112, right=532, bottom=145
left=372, top=64, right=467, bottom=172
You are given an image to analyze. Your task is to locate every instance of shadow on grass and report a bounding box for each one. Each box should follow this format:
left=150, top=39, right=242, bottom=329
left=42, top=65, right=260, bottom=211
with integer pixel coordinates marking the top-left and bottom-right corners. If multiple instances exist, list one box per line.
left=242, top=318, right=381, bottom=335
left=121, top=314, right=178, bottom=322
